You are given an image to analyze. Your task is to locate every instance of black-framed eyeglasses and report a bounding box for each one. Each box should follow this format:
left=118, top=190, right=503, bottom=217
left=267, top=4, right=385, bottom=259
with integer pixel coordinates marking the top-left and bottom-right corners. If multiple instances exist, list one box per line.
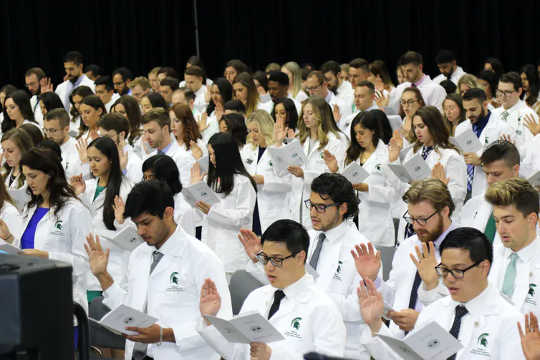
left=256, top=251, right=298, bottom=268
left=435, top=261, right=482, bottom=279
left=402, top=210, right=439, bottom=226
left=304, top=199, right=339, bottom=213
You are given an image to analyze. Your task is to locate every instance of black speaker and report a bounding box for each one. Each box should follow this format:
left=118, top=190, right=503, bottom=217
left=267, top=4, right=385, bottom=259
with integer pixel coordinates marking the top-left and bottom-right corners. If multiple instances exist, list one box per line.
left=0, top=254, right=73, bottom=360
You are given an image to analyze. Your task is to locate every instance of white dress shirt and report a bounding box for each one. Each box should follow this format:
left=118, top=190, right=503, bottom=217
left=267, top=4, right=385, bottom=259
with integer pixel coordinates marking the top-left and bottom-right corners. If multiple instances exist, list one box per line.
left=491, top=100, right=537, bottom=153
left=55, top=74, right=95, bottom=111
left=387, top=74, right=447, bottom=115
left=104, top=93, right=120, bottom=113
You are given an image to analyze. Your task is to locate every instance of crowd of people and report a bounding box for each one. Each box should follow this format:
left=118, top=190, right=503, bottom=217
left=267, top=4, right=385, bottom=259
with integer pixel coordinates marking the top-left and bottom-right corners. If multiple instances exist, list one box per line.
left=1, top=48, right=540, bottom=359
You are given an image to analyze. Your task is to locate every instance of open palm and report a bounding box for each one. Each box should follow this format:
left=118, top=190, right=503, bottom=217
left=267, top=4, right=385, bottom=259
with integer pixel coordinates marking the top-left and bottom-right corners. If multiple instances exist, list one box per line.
left=200, top=278, right=221, bottom=318
left=351, top=243, right=381, bottom=281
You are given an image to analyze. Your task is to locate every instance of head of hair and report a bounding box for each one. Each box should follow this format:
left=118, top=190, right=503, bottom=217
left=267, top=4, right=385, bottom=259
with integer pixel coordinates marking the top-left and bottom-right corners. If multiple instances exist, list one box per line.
left=99, top=113, right=130, bottom=139
left=246, top=110, right=274, bottom=148
left=45, top=108, right=70, bottom=128
left=84, top=64, right=103, bottom=78
left=439, top=79, right=457, bottom=95
left=69, top=85, right=94, bottom=117
left=81, top=95, right=106, bottom=114
left=486, top=177, right=539, bottom=217
left=411, top=106, right=457, bottom=153
left=484, top=57, right=504, bottom=78
left=1, top=128, right=33, bottom=187
left=311, top=173, right=359, bottom=219
left=175, top=87, right=196, bottom=102
left=298, top=96, right=341, bottom=147
left=400, top=51, right=423, bottom=66
left=282, top=61, right=303, bottom=96
left=112, top=67, right=133, bottom=82
left=223, top=99, right=246, bottom=114
left=232, top=72, right=259, bottom=114
left=0, top=173, right=13, bottom=209
left=124, top=180, right=174, bottom=220
left=265, top=62, right=281, bottom=73
left=207, top=132, right=256, bottom=195
left=271, top=97, right=298, bottom=131
left=20, top=124, right=43, bottom=145
left=521, top=64, right=539, bottom=106
left=184, top=65, right=205, bottom=78
left=87, top=136, right=123, bottom=230
left=24, top=67, right=46, bottom=80
left=226, top=59, right=249, bottom=74
left=346, top=110, right=391, bottom=164
left=112, top=95, right=142, bottom=144
left=457, top=74, right=478, bottom=93
left=171, top=103, right=202, bottom=148
left=63, top=51, right=84, bottom=65
left=20, top=147, right=76, bottom=215
left=145, top=92, right=168, bottom=110
left=4, top=90, right=35, bottom=130
left=480, top=140, right=520, bottom=168
left=356, top=80, right=375, bottom=94
left=267, top=71, right=289, bottom=86
left=476, top=70, right=499, bottom=98
left=38, top=92, right=64, bottom=113
left=440, top=227, right=493, bottom=266
left=435, top=49, right=456, bottom=64
left=94, top=75, right=114, bottom=92
left=349, top=58, right=369, bottom=70
left=38, top=139, right=62, bottom=160
left=157, top=66, right=178, bottom=79
left=261, top=219, right=310, bottom=263
left=368, top=60, right=393, bottom=87
left=129, top=76, right=151, bottom=90
left=399, top=87, right=426, bottom=119
left=142, top=155, right=182, bottom=194
left=499, top=72, right=522, bottom=92
left=221, top=113, right=248, bottom=146
left=320, top=60, right=341, bottom=76
left=186, top=55, right=205, bottom=69
left=253, top=70, right=268, bottom=91
left=206, top=78, right=233, bottom=115
left=403, top=178, right=456, bottom=216
left=307, top=70, right=325, bottom=85
left=141, top=107, right=170, bottom=129
left=160, top=77, right=180, bottom=91
left=462, top=87, right=487, bottom=103
left=443, top=93, right=466, bottom=125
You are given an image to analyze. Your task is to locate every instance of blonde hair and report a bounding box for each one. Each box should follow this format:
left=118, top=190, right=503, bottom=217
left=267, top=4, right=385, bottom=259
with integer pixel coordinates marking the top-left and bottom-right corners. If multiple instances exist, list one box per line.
left=129, top=76, right=151, bottom=90
left=246, top=110, right=274, bottom=148
left=403, top=178, right=455, bottom=216
left=282, top=61, right=303, bottom=97
left=485, top=177, right=539, bottom=217
left=457, top=74, right=478, bottom=94
left=148, top=67, right=161, bottom=77
left=297, top=96, right=342, bottom=149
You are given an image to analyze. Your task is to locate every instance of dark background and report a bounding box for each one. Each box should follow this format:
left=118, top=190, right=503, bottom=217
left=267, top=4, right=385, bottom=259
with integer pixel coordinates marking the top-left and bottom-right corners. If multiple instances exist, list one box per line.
left=2, top=0, right=539, bottom=88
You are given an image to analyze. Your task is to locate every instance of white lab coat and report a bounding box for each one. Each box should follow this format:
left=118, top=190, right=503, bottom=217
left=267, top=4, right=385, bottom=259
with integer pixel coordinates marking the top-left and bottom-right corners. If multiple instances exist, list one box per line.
left=55, top=74, right=95, bottom=110
left=172, top=138, right=207, bottom=187
left=198, top=274, right=346, bottom=359
left=240, top=145, right=293, bottom=233
left=341, top=103, right=379, bottom=136
left=346, top=140, right=396, bottom=247
left=103, top=225, right=232, bottom=360
left=29, top=94, right=44, bottom=127
left=490, top=235, right=540, bottom=317
left=201, top=111, right=220, bottom=144
left=432, top=66, right=466, bottom=85
left=336, top=80, right=354, bottom=110
left=173, top=192, right=196, bottom=237
left=458, top=194, right=502, bottom=248
left=200, top=174, right=256, bottom=274
left=363, top=284, right=525, bottom=359
left=290, top=132, right=348, bottom=226
left=0, top=201, right=24, bottom=242
left=454, top=115, right=514, bottom=198
left=193, top=85, right=209, bottom=114
left=491, top=100, right=536, bottom=154
left=308, top=221, right=374, bottom=359
left=383, top=145, right=467, bottom=244
left=325, top=90, right=352, bottom=120
left=14, top=198, right=92, bottom=314
left=104, top=93, right=120, bottom=113
left=520, top=134, right=540, bottom=179
left=387, top=75, right=447, bottom=115
left=80, top=177, right=133, bottom=291
left=60, top=137, right=84, bottom=181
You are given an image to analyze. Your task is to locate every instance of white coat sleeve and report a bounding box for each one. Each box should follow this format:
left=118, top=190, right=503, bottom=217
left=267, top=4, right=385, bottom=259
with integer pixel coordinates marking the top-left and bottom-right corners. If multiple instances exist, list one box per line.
left=444, top=153, right=467, bottom=209
left=206, top=177, right=256, bottom=228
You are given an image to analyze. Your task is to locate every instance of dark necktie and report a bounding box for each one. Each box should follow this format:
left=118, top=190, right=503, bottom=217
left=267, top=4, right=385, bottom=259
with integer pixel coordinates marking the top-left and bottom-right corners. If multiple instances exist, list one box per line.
left=421, top=146, right=433, bottom=160
left=309, top=233, right=326, bottom=271
left=484, top=213, right=496, bottom=244
left=268, top=290, right=286, bottom=319
left=408, top=271, right=422, bottom=310
left=150, top=250, right=163, bottom=274
left=448, top=305, right=468, bottom=360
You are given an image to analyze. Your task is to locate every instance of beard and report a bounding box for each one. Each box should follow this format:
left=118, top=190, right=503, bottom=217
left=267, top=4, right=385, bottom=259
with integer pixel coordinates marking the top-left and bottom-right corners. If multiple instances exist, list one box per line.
left=416, top=215, right=444, bottom=243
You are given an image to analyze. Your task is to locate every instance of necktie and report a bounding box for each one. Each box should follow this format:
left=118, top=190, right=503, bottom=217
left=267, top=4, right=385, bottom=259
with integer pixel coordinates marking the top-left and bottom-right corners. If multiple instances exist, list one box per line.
left=500, top=110, right=510, bottom=122
left=448, top=305, right=468, bottom=360
left=268, top=290, right=286, bottom=319
left=157, top=149, right=165, bottom=155
left=309, top=233, right=326, bottom=271
left=408, top=271, right=422, bottom=310
left=150, top=250, right=164, bottom=274
left=484, top=213, right=496, bottom=244
left=421, top=146, right=433, bottom=160
left=502, top=253, right=518, bottom=297
left=466, top=124, right=483, bottom=194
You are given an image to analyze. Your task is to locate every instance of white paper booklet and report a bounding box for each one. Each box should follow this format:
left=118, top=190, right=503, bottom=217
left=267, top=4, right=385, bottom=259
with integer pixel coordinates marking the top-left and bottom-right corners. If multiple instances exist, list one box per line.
left=528, top=171, right=540, bottom=187
left=198, top=155, right=209, bottom=174
left=95, top=304, right=158, bottom=336
left=387, top=115, right=403, bottom=132
left=0, top=243, right=21, bottom=255
left=451, top=128, right=482, bottom=153
left=98, top=226, right=143, bottom=251
left=342, top=162, right=370, bottom=184
left=9, top=187, right=29, bottom=213
left=182, top=182, right=221, bottom=207
left=378, top=321, right=463, bottom=360
left=205, top=311, right=285, bottom=344
left=268, top=140, right=306, bottom=176
left=388, top=153, right=431, bottom=183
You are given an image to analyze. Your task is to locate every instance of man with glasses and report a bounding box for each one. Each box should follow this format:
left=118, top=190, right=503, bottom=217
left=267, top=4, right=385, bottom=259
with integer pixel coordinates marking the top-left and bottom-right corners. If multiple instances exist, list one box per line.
left=198, top=219, right=346, bottom=359
left=305, top=70, right=351, bottom=120
left=492, top=72, right=536, bottom=149
left=358, top=227, right=524, bottom=359
left=353, top=179, right=456, bottom=340
left=43, top=108, right=82, bottom=179
left=24, top=67, right=46, bottom=126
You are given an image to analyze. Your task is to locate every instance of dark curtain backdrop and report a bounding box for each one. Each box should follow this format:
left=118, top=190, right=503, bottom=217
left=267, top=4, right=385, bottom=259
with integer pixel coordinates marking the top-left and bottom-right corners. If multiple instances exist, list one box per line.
left=2, top=0, right=540, bottom=88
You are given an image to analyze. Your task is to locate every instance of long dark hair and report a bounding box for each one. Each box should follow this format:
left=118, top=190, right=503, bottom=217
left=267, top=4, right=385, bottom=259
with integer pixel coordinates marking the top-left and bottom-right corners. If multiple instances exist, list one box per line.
left=88, top=137, right=123, bottom=230
left=271, top=97, right=298, bottom=131
left=79, top=95, right=106, bottom=138
left=221, top=113, right=248, bottom=147
left=39, top=92, right=64, bottom=113
left=145, top=92, right=168, bottom=109
left=171, top=103, right=202, bottom=149
left=346, top=110, right=389, bottom=165
left=207, top=132, right=256, bottom=195
left=411, top=106, right=460, bottom=154
left=20, top=147, right=77, bottom=215
left=521, top=64, right=539, bottom=107
left=3, top=90, right=36, bottom=132
left=206, top=78, right=233, bottom=116
left=112, top=95, right=142, bottom=145
left=142, top=154, right=182, bottom=194
left=69, top=85, right=94, bottom=118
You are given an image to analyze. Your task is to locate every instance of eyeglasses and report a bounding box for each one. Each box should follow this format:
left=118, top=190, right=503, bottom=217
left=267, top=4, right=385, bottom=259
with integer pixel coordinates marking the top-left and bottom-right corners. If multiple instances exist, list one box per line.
left=306, top=84, right=322, bottom=92
left=256, top=251, right=298, bottom=268
left=402, top=210, right=439, bottom=226
left=304, top=199, right=339, bottom=213
left=43, top=128, right=60, bottom=134
left=435, top=261, right=482, bottom=279
left=496, top=89, right=515, bottom=98
left=400, top=99, right=418, bottom=106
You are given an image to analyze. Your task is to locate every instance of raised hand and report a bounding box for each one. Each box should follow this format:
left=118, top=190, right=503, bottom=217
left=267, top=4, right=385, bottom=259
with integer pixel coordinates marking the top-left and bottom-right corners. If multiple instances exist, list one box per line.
left=84, top=233, right=110, bottom=277
left=75, top=138, right=89, bottom=164
left=332, top=104, right=341, bottom=124
left=39, top=77, right=54, bottom=94
left=375, top=90, right=389, bottom=109
left=524, top=114, right=540, bottom=136
left=200, top=278, right=222, bottom=322
left=388, top=130, right=404, bottom=162
left=388, top=309, right=419, bottom=332
left=0, top=219, right=14, bottom=243
left=190, top=162, right=205, bottom=184
left=351, top=243, right=381, bottom=281
left=195, top=201, right=211, bottom=215
left=287, top=165, right=304, bottom=178
left=463, top=152, right=480, bottom=166
left=113, top=195, right=126, bottom=225
left=500, top=133, right=515, bottom=144
left=70, top=174, right=86, bottom=196
left=357, top=278, right=384, bottom=334
left=198, top=112, right=209, bottom=132
left=273, top=122, right=286, bottom=146
left=518, top=312, right=540, bottom=360
left=322, top=150, right=338, bottom=173
left=410, top=241, right=439, bottom=290
left=238, top=228, right=262, bottom=262
left=431, top=162, right=449, bottom=185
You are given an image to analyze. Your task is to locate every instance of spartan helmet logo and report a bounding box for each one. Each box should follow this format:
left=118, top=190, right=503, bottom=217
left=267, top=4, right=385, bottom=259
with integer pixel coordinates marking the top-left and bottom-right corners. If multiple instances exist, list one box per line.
left=478, top=333, right=489, bottom=347
left=529, top=284, right=536, bottom=297
left=55, top=220, right=63, bottom=230
left=170, top=272, right=179, bottom=285
left=291, top=317, right=302, bottom=330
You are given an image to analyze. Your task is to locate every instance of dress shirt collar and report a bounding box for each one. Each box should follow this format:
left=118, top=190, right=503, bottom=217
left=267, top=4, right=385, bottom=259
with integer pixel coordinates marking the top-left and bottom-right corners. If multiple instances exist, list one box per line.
left=434, top=222, right=456, bottom=250
left=504, top=234, right=540, bottom=264
left=279, top=273, right=314, bottom=300
left=471, top=111, right=491, bottom=135
left=324, top=90, right=335, bottom=104
left=159, top=141, right=173, bottom=154
left=413, top=74, right=429, bottom=87
left=149, top=225, right=186, bottom=258
left=453, top=283, right=497, bottom=316
left=317, top=220, right=349, bottom=244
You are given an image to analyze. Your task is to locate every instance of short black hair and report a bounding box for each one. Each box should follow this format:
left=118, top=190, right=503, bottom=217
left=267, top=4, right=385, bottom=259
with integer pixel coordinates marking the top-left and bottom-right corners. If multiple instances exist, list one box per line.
left=99, top=113, right=130, bottom=138
left=261, top=219, right=310, bottom=263
left=440, top=227, right=493, bottom=266
left=84, top=64, right=103, bottom=77
left=480, top=140, right=520, bottom=168
left=94, top=75, right=114, bottom=92
left=400, top=51, right=423, bottom=66
left=224, top=99, right=246, bottom=114
left=311, top=173, right=359, bottom=219
left=63, top=51, right=84, bottom=65
left=142, top=155, right=182, bottom=194
left=160, top=76, right=180, bottom=90
left=356, top=80, right=375, bottom=93
left=267, top=71, right=289, bottom=86
left=499, top=72, right=522, bottom=91
left=124, top=180, right=175, bottom=219
left=253, top=70, right=268, bottom=91
left=439, top=79, right=457, bottom=94
left=462, top=88, right=487, bottom=102
left=435, top=49, right=456, bottom=64
left=320, top=60, right=341, bottom=76
left=112, top=67, right=133, bottom=82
